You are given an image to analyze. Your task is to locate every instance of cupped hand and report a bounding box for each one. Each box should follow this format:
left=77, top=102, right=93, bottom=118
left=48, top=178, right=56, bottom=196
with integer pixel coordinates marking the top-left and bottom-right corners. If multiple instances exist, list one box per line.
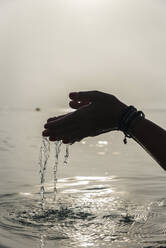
left=42, top=91, right=127, bottom=144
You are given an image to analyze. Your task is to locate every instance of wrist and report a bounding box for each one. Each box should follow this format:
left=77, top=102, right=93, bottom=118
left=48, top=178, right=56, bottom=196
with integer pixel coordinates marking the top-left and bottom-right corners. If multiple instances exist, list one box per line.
left=115, top=102, right=128, bottom=129
left=117, top=105, right=145, bottom=144
left=128, top=117, right=147, bottom=138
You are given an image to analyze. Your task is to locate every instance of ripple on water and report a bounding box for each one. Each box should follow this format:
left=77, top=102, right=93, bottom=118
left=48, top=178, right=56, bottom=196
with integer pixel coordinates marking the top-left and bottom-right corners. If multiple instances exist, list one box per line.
left=1, top=177, right=166, bottom=248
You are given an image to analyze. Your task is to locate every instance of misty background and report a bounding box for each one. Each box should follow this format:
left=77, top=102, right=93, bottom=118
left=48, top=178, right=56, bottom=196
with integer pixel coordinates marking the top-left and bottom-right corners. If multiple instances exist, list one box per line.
left=0, top=0, right=166, bottom=110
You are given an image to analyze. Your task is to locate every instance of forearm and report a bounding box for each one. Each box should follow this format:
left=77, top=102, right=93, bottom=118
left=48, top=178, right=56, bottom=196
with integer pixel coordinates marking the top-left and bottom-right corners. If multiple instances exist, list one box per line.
left=129, top=118, right=166, bottom=170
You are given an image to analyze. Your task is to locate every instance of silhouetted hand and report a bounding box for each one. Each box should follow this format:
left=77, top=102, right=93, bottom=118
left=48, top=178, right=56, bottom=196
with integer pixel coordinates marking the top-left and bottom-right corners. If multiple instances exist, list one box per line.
left=42, top=91, right=127, bottom=143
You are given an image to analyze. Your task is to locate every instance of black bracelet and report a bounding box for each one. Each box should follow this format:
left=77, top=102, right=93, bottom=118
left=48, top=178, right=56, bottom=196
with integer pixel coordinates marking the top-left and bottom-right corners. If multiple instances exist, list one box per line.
left=118, top=105, right=145, bottom=144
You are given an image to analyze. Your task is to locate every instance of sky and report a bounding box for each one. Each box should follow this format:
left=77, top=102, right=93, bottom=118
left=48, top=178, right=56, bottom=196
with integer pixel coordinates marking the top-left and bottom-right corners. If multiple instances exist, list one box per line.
left=0, top=0, right=166, bottom=109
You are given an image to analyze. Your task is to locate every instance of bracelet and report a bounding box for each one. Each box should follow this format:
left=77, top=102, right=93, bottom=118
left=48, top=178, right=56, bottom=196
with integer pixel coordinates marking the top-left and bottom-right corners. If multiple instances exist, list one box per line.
left=118, top=105, right=145, bottom=144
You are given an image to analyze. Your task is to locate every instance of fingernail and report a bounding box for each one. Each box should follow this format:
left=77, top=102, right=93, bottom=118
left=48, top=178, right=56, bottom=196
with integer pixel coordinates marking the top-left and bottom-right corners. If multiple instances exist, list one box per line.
left=69, top=92, right=77, bottom=99
left=42, top=131, right=46, bottom=136
left=62, top=139, right=69, bottom=144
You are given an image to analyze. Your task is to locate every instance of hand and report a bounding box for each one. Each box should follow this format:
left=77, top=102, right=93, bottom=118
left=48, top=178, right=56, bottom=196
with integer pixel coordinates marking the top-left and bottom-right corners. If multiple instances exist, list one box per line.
left=42, top=91, right=127, bottom=144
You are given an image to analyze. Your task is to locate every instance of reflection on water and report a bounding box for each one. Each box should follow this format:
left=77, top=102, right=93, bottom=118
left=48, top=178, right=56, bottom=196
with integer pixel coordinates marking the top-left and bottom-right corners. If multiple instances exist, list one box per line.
left=1, top=108, right=166, bottom=247
left=1, top=176, right=166, bottom=248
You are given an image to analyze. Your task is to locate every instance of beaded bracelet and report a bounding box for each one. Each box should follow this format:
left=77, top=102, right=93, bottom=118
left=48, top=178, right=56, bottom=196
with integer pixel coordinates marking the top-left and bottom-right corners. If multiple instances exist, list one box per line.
left=118, top=105, right=145, bottom=144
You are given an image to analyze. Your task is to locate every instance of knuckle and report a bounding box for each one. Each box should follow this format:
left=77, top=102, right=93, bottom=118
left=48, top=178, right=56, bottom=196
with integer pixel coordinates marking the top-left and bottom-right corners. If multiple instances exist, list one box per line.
left=47, top=118, right=53, bottom=123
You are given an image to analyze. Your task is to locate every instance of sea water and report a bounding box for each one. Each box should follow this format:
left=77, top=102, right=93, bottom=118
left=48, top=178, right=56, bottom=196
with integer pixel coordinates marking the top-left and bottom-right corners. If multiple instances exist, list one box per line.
left=1, top=108, right=166, bottom=248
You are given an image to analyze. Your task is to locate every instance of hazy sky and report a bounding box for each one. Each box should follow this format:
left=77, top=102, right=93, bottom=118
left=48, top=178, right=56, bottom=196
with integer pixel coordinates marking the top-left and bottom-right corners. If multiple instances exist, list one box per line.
left=0, top=0, right=166, bottom=109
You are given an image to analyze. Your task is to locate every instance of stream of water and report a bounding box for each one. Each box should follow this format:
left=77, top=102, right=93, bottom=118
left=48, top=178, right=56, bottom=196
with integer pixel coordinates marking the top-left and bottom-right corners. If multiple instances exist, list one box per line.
left=39, top=137, right=70, bottom=208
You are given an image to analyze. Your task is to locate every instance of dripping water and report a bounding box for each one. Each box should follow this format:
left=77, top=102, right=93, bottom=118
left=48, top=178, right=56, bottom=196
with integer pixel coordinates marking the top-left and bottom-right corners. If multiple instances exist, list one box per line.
left=39, top=137, right=70, bottom=207
left=64, top=144, right=69, bottom=166
left=53, top=141, right=62, bottom=201
left=39, top=137, right=50, bottom=209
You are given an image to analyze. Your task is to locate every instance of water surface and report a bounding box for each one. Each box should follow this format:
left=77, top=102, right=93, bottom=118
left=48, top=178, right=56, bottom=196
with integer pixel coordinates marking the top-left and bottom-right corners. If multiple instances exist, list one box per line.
left=0, top=107, right=166, bottom=248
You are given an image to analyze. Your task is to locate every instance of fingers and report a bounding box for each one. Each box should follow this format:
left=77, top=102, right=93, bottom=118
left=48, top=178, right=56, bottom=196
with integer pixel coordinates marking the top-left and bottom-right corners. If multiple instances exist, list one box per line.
left=43, top=93, right=95, bottom=143
left=49, top=136, right=60, bottom=142
left=44, top=127, right=84, bottom=143
left=47, top=114, right=66, bottom=123
left=43, top=116, right=90, bottom=143
left=69, top=91, right=102, bottom=102
left=47, top=112, right=74, bottom=123
left=44, top=112, right=75, bottom=129
left=44, top=128, right=87, bottom=143
left=43, top=123, right=78, bottom=138
left=43, top=113, right=77, bottom=139
left=44, top=103, right=91, bottom=130
left=69, top=100, right=90, bottom=109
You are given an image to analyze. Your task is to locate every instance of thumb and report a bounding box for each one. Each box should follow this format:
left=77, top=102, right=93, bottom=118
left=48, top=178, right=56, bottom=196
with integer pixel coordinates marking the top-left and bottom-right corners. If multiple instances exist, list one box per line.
left=69, top=90, right=102, bottom=102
